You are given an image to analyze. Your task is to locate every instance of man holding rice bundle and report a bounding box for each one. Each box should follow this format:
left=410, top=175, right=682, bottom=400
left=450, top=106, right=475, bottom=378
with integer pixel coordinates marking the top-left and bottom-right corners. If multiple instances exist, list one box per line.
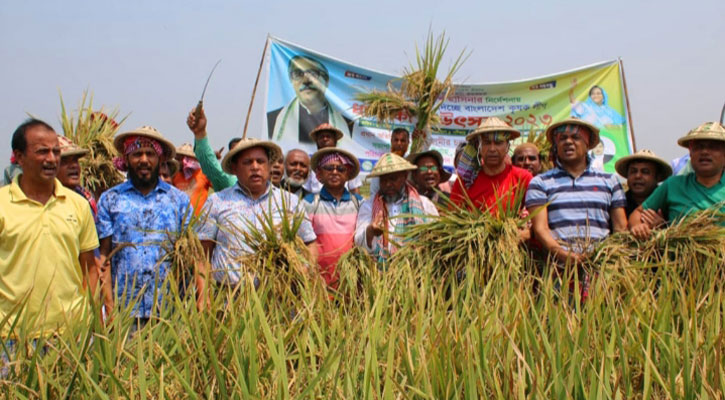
left=303, top=148, right=363, bottom=289
left=630, top=122, right=725, bottom=239
left=613, top=149, right=672, bottom=218
left=355, top=153, right=438, bottom=263
left=96, top=126, right=192, bottom=323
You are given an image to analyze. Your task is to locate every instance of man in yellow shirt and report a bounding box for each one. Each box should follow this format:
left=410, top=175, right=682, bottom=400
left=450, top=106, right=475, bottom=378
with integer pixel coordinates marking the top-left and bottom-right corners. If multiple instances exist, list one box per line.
left=0, top=119, right=99, bottom=339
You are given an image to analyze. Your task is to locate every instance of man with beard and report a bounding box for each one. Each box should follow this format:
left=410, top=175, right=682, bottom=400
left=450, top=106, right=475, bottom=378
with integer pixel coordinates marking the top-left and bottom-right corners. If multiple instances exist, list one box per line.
left=197, top=139, right=317, bottom=287
left=281, top=149, right=311, bottom=196
left=630, top=122, right=725, bottom=239
left=512, top=143, right=544, bottom=176
left=1, top=119, right=99, bottom=339
left=97, top=126, right=195, bottom=323
left=303, top=148, right=362, bottom=288
left=303, top=123, right=363, bottom=195
left=355, top=153, right=438, bottom=263
left=407, top=150, right=451, bottom=207
left=451, top=117, right=532, bottom=214
left=267, top=55, right=353, bottom=144
left=613, top=149, right=672, bottom=218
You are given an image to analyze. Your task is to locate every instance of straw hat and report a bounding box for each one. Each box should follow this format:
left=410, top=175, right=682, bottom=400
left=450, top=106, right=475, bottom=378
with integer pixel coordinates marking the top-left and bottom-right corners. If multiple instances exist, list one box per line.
left=465, top=117, right=521, bottom=142
left=406, top=150, right=452, bottom=182
left=310, top=123, right=343, bottom=142
left=221, top=138, right=283, bottom=174
left=113, top=126, right=176, bottom=159
left=614, top=149, right=672, bottom=180
left=165, top=159, right=180, bottom=177
left=57, top=135, right=89, bottom=158
left=367, top=152, right=417, bottom=178
left=545, top=118, right=600, bottom=150
left=176, top=143, right=196, bottom=159
left=676, top=122, right=725, bottom=148
left=310, top=147, right=360, bottom=179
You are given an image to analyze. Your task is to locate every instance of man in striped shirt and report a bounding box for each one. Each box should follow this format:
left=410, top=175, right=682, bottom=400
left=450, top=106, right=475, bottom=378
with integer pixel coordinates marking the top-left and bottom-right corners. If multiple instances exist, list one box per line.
left=525, top=118, right=627, bottom=265
left=302, top=148, right=363, bottom=289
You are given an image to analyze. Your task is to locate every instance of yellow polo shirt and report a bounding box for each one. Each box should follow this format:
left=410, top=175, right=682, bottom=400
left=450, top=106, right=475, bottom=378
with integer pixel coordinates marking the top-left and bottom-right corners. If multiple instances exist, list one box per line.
left=0, top=176, right=99, bottom=338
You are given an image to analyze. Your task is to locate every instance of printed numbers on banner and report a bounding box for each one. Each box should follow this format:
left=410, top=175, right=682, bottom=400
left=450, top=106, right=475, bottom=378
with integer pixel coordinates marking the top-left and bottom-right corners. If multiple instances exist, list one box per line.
left=504, top=114, right=553, bottom=128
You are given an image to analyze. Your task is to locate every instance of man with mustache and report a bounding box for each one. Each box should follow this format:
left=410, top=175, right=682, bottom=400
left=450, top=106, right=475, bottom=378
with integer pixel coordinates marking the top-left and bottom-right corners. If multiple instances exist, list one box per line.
left=613, top=149, right=671, bottom=218
left=1, top=119, right=99, bottom=339
left=281, top=149, right=311, bottom=196
left=197, top=139, right=317, bottom=287
left=303, top=123, right=363, bottom=195
left=96, top=126, right=195, bottom=323
left=408, top=150, right=451, bottom=207
left=512, top=143, right=543, bottom=176
left=525, top=118, right=627, bottom=300
left=630, top=122, right=725, bottom=239
left=267, top=55, right=353, bottom=145
left=355, top=153, right=438, bottom=263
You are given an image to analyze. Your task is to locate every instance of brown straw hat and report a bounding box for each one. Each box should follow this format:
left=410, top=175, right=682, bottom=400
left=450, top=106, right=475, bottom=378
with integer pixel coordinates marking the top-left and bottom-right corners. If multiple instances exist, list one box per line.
left=310, top=123, right=344, bottom=142
left=614, top=149, right=672, bottom=180
left=176, top=143, right=196, bottom=159
left=545, top=117, right=601, bottom=150
left=310, top=147, right=360, bottom=179
left=367, top=152, right=417, bottom=178
left=113, top=126, right=176, bottom=159
left=465, top=117, right=522, bottom=142
left=406, top=150, right=452, bottom=182
left=676, top=122, right=725, bottom=148
left=57, top=135, right=89, bottom=158
left=221, top=138, right=283, bottom=174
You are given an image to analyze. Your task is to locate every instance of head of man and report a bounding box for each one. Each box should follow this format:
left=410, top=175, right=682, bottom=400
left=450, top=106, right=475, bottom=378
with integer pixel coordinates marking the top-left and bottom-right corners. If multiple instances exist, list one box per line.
left=284, top=149, right=310, bottom=187
left=477, top=132, right=511, bottom=173
left=57, top=154, right=83, bottom=188
left=379, top=171, right=409, bottom=199
left=12, top=119, right=60, bottom=187
left=288, top=55, right=329, bottom=109
left=390, top=128, right=410, bottom=157
left=512, top=143, right=542, bottom=175
left=123, top=137, right=164, bottom=192
left=552, top=124, right=592, bottom=165
left=231, top=146, right=272, bottom=197
left=228, top=137, right=242, bottom=151
left=315, top=152, right=354, bottom=191
left=315, top=130, right=337, bottom=149
left=626, top=160, right=661, bottom=198
left=270, top=156, right=284, bottom=187
left=688, top=139, right=725, bottom=179
left=412, top=155, right=443, bottom=193
left=159, top=161, right=173, bottom=184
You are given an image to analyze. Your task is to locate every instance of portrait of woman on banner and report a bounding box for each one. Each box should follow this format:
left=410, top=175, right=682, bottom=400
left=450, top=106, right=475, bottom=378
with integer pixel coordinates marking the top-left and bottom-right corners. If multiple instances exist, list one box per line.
left=569, top=78, right=625, bottom=128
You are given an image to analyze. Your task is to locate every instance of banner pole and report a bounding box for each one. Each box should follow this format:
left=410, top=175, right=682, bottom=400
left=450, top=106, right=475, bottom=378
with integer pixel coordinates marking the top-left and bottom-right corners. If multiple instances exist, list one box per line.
left=619, top=57, right=637, bottom=152
left=242, top=36, right=271, bottom=140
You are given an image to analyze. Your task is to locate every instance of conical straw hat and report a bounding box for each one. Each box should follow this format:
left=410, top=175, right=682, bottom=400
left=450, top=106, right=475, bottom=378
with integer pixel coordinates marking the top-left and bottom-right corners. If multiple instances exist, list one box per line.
left=113, top=126, right=176, bottom=159
left=221, top=138, right=283, bottom=174
left=677, top=122, right=725, bottom=148
left=309, top=123, right=344, bottom=142
left=406, top=149, right=452, bottom=182
left=176, top=143, right=196, bottom=159
left=614, top=149, right=672, bottom=180
left=466, top=117, right=521, bottom=142
left=545, top=117, right=600, bottom=150
left=366, top=152, right=417, bottom=178
left=310, top=147, right=360, bottom=179
left=57, top=135, right=89, bottom=158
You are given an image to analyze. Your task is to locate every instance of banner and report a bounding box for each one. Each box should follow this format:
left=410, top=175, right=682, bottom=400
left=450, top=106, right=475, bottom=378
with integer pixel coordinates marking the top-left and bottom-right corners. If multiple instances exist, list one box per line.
left=264, top=36, right=634, bottom=174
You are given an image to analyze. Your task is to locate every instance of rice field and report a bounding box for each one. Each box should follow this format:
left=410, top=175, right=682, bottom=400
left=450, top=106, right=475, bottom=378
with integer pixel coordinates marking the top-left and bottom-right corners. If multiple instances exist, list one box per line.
left=1, top=207, right=724, bottom=399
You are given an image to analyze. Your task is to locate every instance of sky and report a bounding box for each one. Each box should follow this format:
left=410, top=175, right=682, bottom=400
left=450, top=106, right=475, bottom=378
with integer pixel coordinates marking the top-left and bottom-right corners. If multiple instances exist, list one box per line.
left=2, top=0, right=724, bottom=168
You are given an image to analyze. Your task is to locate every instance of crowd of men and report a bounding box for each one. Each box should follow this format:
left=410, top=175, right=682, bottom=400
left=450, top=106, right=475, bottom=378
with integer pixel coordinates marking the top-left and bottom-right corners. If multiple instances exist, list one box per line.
left=1, top=105, right=724, bottom=339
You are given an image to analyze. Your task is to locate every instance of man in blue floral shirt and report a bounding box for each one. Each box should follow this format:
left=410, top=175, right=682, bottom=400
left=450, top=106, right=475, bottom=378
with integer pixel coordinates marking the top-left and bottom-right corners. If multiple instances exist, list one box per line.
left=197, top=138, right=318, bottom=286
left=97, top=126, right=192, bottom=323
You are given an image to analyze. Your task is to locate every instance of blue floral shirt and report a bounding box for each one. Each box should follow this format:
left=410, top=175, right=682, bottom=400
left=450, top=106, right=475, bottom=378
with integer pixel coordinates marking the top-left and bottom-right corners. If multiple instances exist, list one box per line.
left=197, top=183, right=317, bottom=285
left=96, top=180, right=191, bottom=318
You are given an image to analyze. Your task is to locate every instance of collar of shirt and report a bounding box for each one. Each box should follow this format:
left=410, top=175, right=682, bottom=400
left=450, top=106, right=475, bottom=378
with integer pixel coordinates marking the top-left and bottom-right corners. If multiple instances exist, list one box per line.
left=118, top=179, right=171, bottom=196
left=9, top=176, right=66, bottom=204
left=233, top=181, right=272, bottom=203
left=319, top=186, right=351, bottom=204
left=553, top=155, right=595, bottom=179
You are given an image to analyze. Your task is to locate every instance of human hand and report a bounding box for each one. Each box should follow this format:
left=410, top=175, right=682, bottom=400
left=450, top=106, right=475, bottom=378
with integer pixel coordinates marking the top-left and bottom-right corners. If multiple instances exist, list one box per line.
left=215, top=147, right=224, bottom=160
left=630, top=224, right=652, bottom=241
left=187, top=107, right=207, bottom=139
left=640, top=209, right=665, bottom=228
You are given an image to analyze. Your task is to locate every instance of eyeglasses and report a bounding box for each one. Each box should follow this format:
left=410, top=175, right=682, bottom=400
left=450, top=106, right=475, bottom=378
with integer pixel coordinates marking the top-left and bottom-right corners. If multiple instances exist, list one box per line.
left=290, top=69, right=327, bottom=81
left=321, top=165, right=348, bottom=173
left=417, top=165, right=439, bottom=173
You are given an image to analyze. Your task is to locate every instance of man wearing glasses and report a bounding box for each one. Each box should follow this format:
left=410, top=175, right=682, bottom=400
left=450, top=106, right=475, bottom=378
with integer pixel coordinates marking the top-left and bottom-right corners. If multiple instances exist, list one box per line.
left=407, top=150, right=451, bottom=207
left=267, top=55, right=353, bottom=145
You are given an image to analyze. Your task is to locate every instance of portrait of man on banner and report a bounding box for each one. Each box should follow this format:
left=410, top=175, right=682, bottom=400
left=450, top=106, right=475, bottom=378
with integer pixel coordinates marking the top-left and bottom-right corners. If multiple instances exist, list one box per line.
left=267, top=54, right=354, bottom=145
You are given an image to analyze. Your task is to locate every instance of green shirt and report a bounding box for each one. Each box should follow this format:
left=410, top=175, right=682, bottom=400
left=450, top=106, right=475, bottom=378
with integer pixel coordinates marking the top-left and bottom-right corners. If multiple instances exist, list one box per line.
left=194, top=136, right=236, bottom=192
left=642, top=172, right=725, bottom=222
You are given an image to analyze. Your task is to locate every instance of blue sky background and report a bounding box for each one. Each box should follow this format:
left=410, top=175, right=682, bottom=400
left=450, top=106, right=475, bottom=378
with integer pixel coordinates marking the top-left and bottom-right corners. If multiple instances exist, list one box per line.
left=2, top=1, right=723, bottom=167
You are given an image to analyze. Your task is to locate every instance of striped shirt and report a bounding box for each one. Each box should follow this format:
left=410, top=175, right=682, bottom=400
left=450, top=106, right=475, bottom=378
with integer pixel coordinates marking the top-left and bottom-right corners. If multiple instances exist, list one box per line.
left=302, top=188, right=362, bottom=288
left=525, top=163, right=626, bottom=253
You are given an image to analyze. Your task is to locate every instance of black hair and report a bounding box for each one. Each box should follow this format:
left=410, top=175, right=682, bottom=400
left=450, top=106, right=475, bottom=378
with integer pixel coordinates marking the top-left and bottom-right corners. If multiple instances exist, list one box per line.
left=391, top=127, right=410, bottom=138
left=588, top=85, right=603, bottom=97
left=288, top=55, right=329, bottom=82
left=230, top=146, right=274, bottom=166
left=11, top=118, right=54, bottom=153
left=228, top=137, right=242, bottom=150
